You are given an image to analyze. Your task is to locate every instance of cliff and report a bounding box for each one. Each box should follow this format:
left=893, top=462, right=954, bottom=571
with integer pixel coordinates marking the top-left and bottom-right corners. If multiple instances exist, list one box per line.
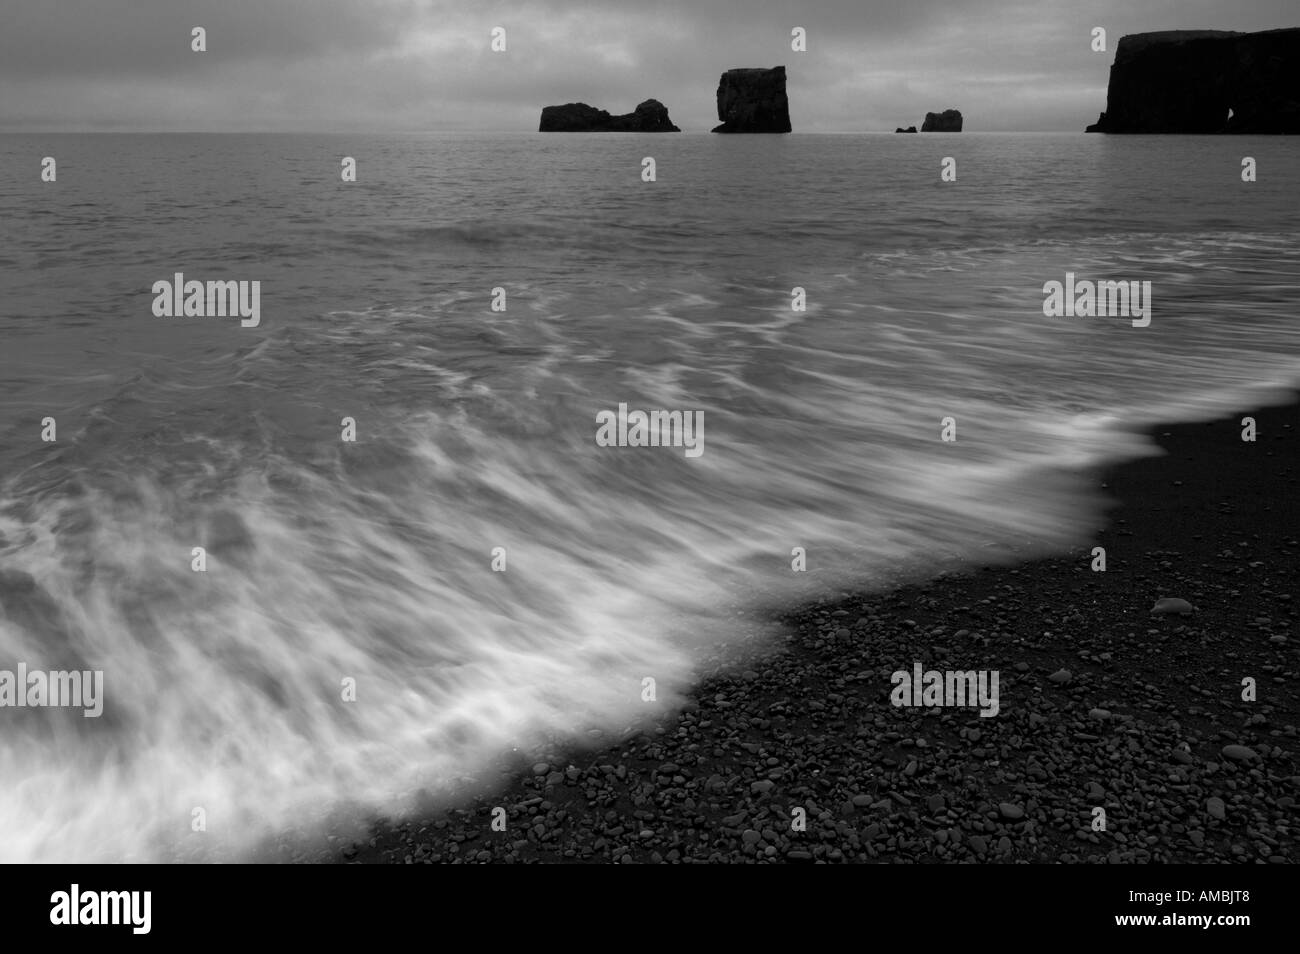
left=921, top=109, right=963, bottom=131
left=1085, top=28, right=1300, bottom=133
left=539, top=99, right=680, bottom=132
left=711, top=66, right=792, bottom=133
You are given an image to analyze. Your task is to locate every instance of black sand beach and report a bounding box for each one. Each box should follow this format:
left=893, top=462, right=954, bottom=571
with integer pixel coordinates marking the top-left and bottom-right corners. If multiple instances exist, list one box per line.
left=336, top=397, right=1297, bottom=864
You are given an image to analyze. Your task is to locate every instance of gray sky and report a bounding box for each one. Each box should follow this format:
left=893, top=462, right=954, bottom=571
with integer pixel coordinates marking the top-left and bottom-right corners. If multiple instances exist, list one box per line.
left=1, top=0, right=1293, bottom=132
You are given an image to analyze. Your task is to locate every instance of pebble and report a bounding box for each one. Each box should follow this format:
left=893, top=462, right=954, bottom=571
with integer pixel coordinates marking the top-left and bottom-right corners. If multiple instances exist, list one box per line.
left=1221, top=744, right=1258, bottom=763
left=1048, top=669, right=1072, bottom=684
left=999, top=802, right=1025, bottom=821
left=1206, top=797, right=1226, bottom=820
left=1151, top=597, right=1195, bottom=616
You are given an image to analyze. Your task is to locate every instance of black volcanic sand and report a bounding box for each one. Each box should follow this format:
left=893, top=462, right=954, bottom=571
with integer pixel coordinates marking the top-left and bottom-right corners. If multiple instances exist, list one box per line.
left=334, top=398, right=1297, bottom=864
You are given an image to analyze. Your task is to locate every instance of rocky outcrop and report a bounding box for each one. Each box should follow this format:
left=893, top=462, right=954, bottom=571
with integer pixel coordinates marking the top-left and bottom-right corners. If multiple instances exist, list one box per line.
left=711, top=66, right=792, bottom=133
left=539, top=99, right=680, bottom=132
left=921, top=109, right=963, bottom=131
left=1085, top=28, right=1300, bottom=133
left=895, top=126, right=918, bottom=133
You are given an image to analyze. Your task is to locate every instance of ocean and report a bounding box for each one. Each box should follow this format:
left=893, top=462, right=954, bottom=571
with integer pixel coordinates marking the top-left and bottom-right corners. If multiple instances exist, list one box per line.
left=1, top=131, right=1298, bottom=862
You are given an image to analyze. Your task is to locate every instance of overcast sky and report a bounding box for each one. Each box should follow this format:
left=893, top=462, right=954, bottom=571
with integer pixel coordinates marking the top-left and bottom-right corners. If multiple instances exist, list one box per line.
left=1, top=0, right=1294, bottom=132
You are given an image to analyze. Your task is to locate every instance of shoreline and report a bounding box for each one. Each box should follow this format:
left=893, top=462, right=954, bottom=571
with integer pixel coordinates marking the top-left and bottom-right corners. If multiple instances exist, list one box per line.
left=331, top=395, right=1297, bottom=863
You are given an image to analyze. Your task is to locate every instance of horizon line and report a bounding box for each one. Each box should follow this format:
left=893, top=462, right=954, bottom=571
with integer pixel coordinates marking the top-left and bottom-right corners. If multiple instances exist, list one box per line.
left=0, top=128, right=1100, bottom=135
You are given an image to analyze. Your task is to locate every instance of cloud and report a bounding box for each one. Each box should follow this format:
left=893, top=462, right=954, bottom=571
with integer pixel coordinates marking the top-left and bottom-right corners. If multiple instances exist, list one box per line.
left=1, top=0, right=1295, bottom=131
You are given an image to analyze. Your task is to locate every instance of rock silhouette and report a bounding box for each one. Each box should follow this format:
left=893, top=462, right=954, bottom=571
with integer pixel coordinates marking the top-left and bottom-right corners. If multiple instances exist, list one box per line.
left=921, top=109, right=963, bottom=131
left=711, top=66, right=792, bottom=133
left=1086, top=28, right=1300, bottom=133
left=539, top=99, right=680, bottom=132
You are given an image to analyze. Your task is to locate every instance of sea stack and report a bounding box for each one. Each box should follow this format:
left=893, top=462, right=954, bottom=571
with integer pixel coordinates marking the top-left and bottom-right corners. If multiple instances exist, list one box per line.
left=1085, top=28, right=1300, bottom=133
left=921, top=109, right=963, bottom=131
left=895, top=126, right=918, bottom=133
left=710, top=66, right=792, bottom=133
left=539, top=99, right=680, bottom=132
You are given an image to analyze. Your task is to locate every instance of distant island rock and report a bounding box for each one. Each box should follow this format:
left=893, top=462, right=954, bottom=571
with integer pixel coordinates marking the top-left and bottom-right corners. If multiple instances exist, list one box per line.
left=895, top=126, right=918, bottom=133
left=711, top=66, right=792, bottom=133
left=1086, top=28, right=1300, bottom=133
left=539, top=99, right=680, bottom=132
left=921, top=109, right=963, bottom=131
